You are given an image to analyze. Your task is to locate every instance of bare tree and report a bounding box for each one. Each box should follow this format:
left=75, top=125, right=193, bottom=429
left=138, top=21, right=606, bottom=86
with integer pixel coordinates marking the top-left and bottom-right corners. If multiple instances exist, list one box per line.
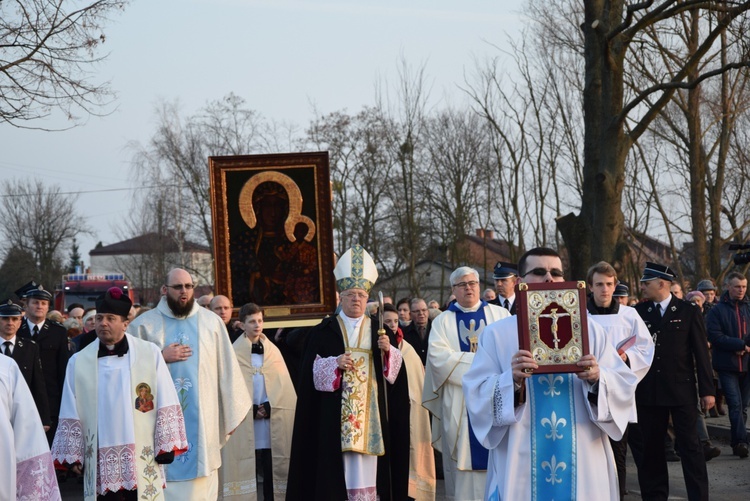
left=535, top=0, right=750, bottom=278
left=0, top=178, right=89, bottom=287
left=131, top=94, right=277, bottom=251
left=0, top=0, right=129, bottom=127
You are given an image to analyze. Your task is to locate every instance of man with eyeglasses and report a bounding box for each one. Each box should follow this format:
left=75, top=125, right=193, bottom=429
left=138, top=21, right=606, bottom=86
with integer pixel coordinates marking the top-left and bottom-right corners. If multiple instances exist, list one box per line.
left=287, top=245, right=410, bottom=501
left=423, top=266, right=509, bottom=501
left=402, top=298, right=432, bottom=365
left=463, top=247, right=638, bottom=500
left=129, top=268, right=251, bottom=500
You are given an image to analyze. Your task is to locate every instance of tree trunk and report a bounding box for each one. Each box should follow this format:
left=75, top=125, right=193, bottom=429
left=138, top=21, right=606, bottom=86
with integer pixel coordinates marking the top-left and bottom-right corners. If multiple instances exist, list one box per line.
left=686, top=9, right=709, bottom=281
left=560, top=0, right=629, bottom=280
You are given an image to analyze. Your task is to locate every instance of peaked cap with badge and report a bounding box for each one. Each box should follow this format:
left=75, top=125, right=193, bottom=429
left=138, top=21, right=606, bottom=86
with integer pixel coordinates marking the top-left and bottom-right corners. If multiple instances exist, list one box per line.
left=640, top=262, right=677, bottom=282
left=14, top=280, right=38, bottom=300
left=333, top=244, right=378, bottom=293
left=0, top=299, right=23, bottom=316
left=22, top=284, right=53, bottom=302
left=613, top=283, right=630, bottom=298
left=493, top=261, right=518, bottom=280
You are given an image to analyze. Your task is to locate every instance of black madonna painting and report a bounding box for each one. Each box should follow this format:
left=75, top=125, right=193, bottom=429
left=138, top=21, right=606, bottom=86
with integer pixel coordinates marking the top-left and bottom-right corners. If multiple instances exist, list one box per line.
left=209, top=152, right=335, bottom=322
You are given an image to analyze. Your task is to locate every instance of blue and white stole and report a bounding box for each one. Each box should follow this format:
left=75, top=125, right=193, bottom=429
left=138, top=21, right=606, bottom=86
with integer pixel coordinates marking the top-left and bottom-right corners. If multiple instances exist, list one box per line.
left=448, top=300, right=489, bottom=469
left=529, top=373, right=577, bottom=500
left=164, top=315, right=201, bottom=481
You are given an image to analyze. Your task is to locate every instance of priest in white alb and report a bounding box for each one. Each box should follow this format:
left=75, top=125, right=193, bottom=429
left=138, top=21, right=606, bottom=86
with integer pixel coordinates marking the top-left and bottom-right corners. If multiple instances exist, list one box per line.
left=51, top=287, right=189, bottom=500
left=462, top=248, right=638, bottom=500
left=422, top=266, right=509, bottom=501
left=2, top=349, right=61, bottom=500
left=128, top=268, right=252, bottom=500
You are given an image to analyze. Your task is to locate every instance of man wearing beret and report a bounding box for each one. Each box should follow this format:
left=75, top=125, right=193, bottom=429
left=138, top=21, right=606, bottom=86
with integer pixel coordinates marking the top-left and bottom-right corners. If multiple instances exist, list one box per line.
left=0, top=299, right=51, bottom=432
left=635, top=262, right=715, bottom=501
left=17, top=284, right=70, bottom=444
left=51, top=287, right=188, bottom=501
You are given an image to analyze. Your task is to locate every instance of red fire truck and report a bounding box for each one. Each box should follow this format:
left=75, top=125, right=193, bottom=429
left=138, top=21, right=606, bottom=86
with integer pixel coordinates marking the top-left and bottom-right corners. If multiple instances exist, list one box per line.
left=54, top=273, right=136, bottom=311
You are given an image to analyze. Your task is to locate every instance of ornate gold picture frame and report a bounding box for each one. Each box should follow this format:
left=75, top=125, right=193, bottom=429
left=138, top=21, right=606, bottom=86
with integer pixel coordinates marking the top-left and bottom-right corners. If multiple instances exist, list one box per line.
left=209, top=152, right=335, bottom=325
left=516, top=281, right=590, bottom=373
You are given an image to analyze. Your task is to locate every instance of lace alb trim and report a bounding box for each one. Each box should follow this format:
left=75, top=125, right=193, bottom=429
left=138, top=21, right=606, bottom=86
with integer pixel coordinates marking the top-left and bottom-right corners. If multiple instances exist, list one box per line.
left=313, top=355, right=341, bottom=391
left=155, top=404, right=188, bottom=454
left=97, top=443, right=137, bottom=495
left=17, top=451, right=61, bottom=501
left=50, top=418, right=84, bottom=465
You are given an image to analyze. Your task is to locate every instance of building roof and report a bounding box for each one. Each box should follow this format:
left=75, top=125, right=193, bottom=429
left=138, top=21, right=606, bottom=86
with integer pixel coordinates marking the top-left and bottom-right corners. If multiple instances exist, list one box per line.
left=89, top=232, right=211, bottom=256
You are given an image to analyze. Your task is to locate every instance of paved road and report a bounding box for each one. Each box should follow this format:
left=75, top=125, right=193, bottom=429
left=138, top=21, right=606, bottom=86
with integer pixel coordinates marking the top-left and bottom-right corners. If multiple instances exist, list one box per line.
left=60, top=413, right=749, bottom=500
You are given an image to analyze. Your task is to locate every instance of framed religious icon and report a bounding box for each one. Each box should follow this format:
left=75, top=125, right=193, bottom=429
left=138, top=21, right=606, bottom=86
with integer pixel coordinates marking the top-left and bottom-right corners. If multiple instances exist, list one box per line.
left=516, top=281, right=589, bottom=373
left=209, top=152, right=336, bottom=326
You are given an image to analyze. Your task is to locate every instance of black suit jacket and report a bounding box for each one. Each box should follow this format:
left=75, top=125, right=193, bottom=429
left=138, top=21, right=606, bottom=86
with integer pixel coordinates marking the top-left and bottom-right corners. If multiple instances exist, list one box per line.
left=8, top=336, right=52, bottom=426
left=489, top=296, right=517, bottom=315
left=402, top=319, right=432, bottom=365
left=18, top=320, right=71, bottom=422
left=634, top=295, right=714, bottom=406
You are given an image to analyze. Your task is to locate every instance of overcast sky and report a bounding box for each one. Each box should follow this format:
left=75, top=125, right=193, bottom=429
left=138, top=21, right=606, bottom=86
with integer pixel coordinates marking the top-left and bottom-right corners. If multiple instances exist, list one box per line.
left=1, top=0, right=525, bottom=273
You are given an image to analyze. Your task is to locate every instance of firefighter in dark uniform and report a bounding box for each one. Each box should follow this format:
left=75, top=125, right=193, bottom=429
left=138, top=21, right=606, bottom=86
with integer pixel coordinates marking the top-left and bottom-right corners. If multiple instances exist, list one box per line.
left=634, top=262, right=714, bottom=501
left=488, top=261, right=518, bottom=315
left=16, top=284, right=71, bottom=445
left=0, top=299, right=51, bottom=430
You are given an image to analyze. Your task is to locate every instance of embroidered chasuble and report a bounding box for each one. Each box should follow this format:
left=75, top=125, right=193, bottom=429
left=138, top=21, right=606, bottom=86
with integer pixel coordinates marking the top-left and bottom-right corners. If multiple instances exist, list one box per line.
left=286, top=312, right=410, bottom=501
left=51, top=334, right=188, bottom=500
left=338, top=316, right=385, bottom=456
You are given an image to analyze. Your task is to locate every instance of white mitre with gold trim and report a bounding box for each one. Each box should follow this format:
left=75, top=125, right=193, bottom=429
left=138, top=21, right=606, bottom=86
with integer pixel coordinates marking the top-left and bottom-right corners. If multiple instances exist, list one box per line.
left=333, top=244, right=378, bottom=293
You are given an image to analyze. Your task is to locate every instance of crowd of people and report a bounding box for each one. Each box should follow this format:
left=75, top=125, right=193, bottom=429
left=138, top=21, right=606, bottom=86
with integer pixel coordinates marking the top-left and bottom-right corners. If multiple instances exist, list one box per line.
left=3, top=245, right=750, bottom=501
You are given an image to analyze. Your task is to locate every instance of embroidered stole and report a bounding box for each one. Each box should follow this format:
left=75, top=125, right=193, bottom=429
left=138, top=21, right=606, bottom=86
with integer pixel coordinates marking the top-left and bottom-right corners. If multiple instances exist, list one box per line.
left=163, top=316, right=200, bottom=480
left=529, top=373, right=577, bottom=501
left=448, top=302, right=489, bottom=470
left=75, top=336, right=161, bottom=501
left=337, top=316, right=385, bottom=455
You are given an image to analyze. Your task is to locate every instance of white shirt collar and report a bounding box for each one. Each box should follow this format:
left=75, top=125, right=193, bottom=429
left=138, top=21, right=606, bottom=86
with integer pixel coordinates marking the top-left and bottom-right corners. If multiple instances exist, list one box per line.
left=656, top=295, right=672, bottom=313
left=26, top=318, right=44, bottom=332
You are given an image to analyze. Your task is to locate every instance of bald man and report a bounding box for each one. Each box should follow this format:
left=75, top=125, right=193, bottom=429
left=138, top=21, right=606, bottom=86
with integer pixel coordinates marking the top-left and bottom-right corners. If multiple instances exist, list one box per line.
left=129, top=269, right=251, bottom=500
left=210, top=295, right=243, bottom=343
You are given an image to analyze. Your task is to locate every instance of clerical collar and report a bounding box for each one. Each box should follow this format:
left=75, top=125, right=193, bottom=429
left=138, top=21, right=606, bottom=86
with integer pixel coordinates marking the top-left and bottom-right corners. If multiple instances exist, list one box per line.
left=586, top=294, right=619, bottom=315
left=98, top=336, right=129, bottom=358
